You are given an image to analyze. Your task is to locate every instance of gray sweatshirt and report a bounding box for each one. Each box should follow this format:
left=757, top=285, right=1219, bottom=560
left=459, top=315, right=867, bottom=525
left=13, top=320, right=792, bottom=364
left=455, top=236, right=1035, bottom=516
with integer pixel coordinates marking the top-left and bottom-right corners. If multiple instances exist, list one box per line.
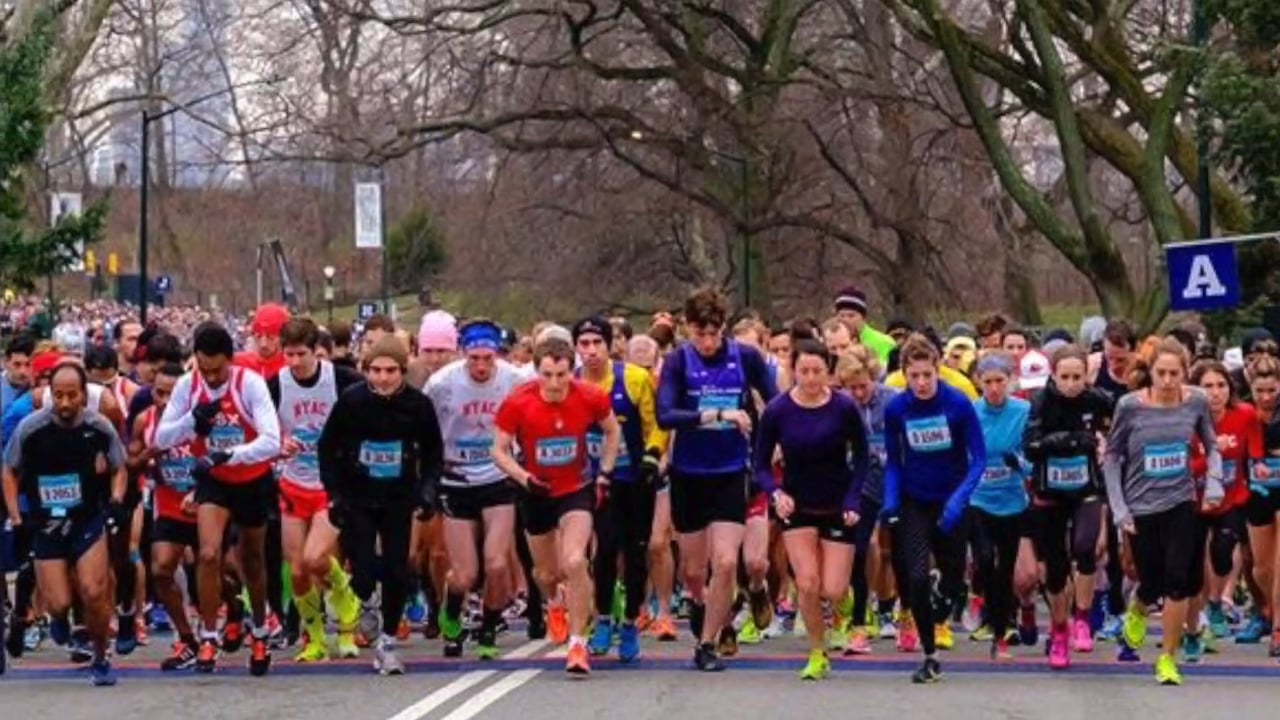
left=1103, top=388, right=1222, bottom=526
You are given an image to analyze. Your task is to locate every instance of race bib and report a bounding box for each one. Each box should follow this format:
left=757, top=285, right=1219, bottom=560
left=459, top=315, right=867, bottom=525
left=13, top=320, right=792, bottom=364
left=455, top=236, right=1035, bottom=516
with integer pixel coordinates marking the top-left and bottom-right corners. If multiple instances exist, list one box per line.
left=536, top=437, right=577, bottom=467
left=38, top=474, right=82, bottom=518
left=1143, top=442, right=1188, bottom=481
left=159, top=457, right=197, bottom=492
left=293, top=428, right=321, bottom=468
left=359, top=441, right=403, bottom=479
left=455, top=436, right=493, bottom=465
left=1046, top=456, right=1089, bottom=491
left=1253, top=458, right=1280, bottom=489
left=905, top=416, right=952, bottom=453
left=209, top=424, right=245, bottom=451
left=697, top=393, right=739, bottom=430
left=1222, top=459, right=1237, bottom=486
left=586, top=430, right=603, bottom=460
left=868, top=432, right=887, bottom=464
left=982, top=464, right=1013, bottom=484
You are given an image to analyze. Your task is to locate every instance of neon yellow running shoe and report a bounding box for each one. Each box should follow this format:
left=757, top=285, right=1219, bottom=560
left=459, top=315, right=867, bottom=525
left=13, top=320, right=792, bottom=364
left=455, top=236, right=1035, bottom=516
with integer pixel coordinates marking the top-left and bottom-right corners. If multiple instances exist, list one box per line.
left=738, top=618, right=763, bottom=645
left=295, top=637, right=329, bottom=663
left=1154, top=653, right=1182, bottom=686
left=1123, top=602, right=1148, bottom=650
left=969, top=625, right=994, bottom=642
left=827, top=624, right=849, bottom=651
left=799, top=649, right=830, bottom=680
left=336, top=632, right=359, bottom=659
left=935, top=624, right=955, bottom=650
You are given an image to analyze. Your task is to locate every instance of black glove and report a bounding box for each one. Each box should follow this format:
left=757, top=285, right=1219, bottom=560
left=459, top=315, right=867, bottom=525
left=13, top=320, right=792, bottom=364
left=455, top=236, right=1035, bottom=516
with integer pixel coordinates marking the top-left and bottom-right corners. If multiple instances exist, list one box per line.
left=416, top=484, right=437, bottom=521
left=105, top=499, right=130, bottom=535
left=192, top=400, right=221, bottom=437
left=638, top=450, right=661, bottom=487
left=595, top=480, right=610, bottom=511
left=327, top=496, right=350, bottom=530
left=192, top=451, right=231, bottom=485
left=1003, top=452, right=1021, bottom=472
left=525, top=474, right=552, bottom=498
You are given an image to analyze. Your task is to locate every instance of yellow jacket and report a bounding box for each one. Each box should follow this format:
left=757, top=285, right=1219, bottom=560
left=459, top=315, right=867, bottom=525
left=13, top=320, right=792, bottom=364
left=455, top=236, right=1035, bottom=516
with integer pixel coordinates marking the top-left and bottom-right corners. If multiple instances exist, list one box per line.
left=885, top=364, right=979, bottom=400
left=582, top=361, right=668, bottom=455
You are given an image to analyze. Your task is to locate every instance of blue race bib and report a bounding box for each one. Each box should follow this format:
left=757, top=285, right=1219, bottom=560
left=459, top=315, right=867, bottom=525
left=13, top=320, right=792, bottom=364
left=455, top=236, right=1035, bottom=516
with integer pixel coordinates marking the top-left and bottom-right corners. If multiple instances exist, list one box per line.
left=209, top=424, right=245, bottom=452
left=294, top=428, right=321, bottom=468
left=982, top=463, right=1014, bottom=485
left=159, top=457, right=197, bottom=492
left=697, top=393, right=739, bottom=430
left=455, top=436, right=493, bottom=465
left=1143, top=442, right=1188, bottom=482
left=536, top=437, right=577, bottom=467
left=1253, top=458, right=1280, bottom=490
left=905, top=416, right=952, bottom=453
left=1046, top=456, right=1089, bottom=491
left=1222, top=459, right=1237, bottom=486
left=868, top=432, right=887, bottom=464
left=38, top=474, right=82, bottom=518
left=359, top=441, right=403, bottom=479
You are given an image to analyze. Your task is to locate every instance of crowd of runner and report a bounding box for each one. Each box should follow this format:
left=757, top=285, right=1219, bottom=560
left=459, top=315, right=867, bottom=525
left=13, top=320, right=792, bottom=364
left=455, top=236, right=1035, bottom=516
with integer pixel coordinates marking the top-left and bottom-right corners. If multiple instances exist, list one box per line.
left=2, top=285, right=1280, bottom=689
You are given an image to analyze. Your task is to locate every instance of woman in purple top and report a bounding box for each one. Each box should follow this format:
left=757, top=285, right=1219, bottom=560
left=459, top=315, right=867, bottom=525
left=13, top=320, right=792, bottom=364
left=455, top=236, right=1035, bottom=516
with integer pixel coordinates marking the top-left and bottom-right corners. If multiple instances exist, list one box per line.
left=755, top=340, right=869, bottom=680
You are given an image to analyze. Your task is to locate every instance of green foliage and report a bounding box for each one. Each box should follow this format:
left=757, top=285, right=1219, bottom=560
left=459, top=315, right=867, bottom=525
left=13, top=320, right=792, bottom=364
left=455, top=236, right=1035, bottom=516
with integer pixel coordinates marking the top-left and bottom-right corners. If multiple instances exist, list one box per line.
left=385, top=205, right=447, bottom=295
left=0, top=13, right=107, bottom=293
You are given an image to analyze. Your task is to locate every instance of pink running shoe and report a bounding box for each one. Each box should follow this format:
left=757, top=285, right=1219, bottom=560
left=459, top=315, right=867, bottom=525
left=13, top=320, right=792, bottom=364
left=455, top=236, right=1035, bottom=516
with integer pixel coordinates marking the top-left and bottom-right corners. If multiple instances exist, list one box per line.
left=897, top=623, right=919, bottom=653
left=1071, top=617, right=1094, bottom=653
left=1049, top=626, right=1070, bottom=670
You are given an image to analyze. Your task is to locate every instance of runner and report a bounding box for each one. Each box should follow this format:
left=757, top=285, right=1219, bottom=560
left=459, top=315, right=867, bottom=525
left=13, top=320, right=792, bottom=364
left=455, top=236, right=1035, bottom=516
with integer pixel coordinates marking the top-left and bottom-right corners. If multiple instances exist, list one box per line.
left=492, top=336, right=620, bottom=676
left=832, top=287, right=896, bottom=366
left=3, top=362, right=128, bottom=686
left=881, top=333, right=986, bottom=683
left=1242, top=355, right=1280, bottom=647
left=155, top=322, right=282, bottom=675
left=572, top=317, right=664, bottom=662
left=756, top=340, right=868, bottom=679
left=1104, top=338, right=1222, bottom=686
left=234, top=303, right=290, bottom=379
left=317, top=335, right=443, bottom=675
left=657, top=287, right=778, bottom=671
left=268, top=318, right=364, bottom=662
left=425, top=318, right=529, bottom=659
left=1023, top=344, right=1113, bottom=668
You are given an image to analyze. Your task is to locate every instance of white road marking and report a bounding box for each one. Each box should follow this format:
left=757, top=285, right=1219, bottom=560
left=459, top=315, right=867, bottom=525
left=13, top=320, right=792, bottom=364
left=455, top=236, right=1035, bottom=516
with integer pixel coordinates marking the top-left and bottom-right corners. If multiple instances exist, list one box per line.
left=384, top=670, right=496, bottom=720
left=438, top=669, right=541, bottom=720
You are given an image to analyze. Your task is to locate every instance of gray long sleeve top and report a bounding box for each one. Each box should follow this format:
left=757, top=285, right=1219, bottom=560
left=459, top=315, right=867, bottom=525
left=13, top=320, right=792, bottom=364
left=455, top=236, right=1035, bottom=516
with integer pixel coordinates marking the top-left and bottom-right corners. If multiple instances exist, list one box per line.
left=1103, top=388, right=1222, bottom=527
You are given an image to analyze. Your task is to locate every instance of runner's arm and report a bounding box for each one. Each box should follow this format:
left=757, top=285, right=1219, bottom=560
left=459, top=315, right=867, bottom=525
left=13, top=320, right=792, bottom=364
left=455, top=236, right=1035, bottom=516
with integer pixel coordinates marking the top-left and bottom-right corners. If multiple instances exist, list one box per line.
left=224, top=372, right=282, bottom=466
left=155, top=374, right=197, bottom=450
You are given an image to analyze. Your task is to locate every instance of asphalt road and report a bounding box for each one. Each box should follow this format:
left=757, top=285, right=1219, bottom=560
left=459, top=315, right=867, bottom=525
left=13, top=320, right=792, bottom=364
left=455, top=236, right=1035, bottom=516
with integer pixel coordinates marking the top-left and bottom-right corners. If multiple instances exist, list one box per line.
left=5, top=621, right=1280, bottom=719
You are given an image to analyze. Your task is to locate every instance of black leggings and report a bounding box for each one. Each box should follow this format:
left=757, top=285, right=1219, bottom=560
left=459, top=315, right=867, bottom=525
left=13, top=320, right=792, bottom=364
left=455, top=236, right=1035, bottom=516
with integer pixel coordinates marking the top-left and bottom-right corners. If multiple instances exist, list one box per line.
left=593, top=482, right=655, bottom=621
left=344, top=504, right=414, bottom=634
left=266, top=510, right=285, bottom=617
left=1030, top=497, right=1101, bottom=595
left=891, top=497, right=965, bottom=656
left=973, top=510, right=1020, bottom=638
left=1190, top=508, right=1244, bottom=595
left=515, top=504, right=543, bottom=619
left=9, top=525, right=35, bottom=620
left=1131, top=502, right=1197, bottom=604
left=109, top=522, right=137, bottom=613
left=1105, top=515, right=1125, bottom=615
left=851, top=497, right=881, bottom=625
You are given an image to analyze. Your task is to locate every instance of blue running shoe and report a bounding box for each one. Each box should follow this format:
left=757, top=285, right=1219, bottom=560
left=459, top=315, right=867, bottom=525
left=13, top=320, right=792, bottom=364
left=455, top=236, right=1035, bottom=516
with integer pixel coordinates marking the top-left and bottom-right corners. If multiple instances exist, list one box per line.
left=406, top=594, right=427, bottom=626
left=1097, top=614, right=1123, bottom=642
left=115, top=613, right=138, bottom=656
left=49, top=617, right=71, bottom=647
left=1018, top=621, right=1038, bottom=648
left=1235, top=615, right=1270, bottom=644
left=1182, top=632, right=1205, bottom=664
left=1088, top=590, right=1107, bottom=635
left=619, top=622, right=641, bottom=662
left=90, top=659, right=117, bottom=687
left=150, top=606, right=172, bottom=633
left=1117, top=639, right=1141, bottom=662
left=588, top=619, right=613, bottom=656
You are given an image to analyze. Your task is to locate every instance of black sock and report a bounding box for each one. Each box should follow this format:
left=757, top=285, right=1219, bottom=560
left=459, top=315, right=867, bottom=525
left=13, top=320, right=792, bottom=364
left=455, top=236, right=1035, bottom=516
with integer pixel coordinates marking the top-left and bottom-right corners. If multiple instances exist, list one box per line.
left=482, top=608, right=502, bottom=633
left=180, top=632, right=197, bottom=647
left=690, top=602, right=706, bottom=639
left=445, top=592, right=464, bottom=619
left=878, top=597, right=896, bottom=616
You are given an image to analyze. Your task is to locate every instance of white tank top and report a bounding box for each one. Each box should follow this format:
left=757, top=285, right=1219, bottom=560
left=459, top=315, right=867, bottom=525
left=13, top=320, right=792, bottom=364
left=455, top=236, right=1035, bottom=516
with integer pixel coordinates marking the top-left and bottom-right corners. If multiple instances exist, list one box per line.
left=425, top=359, right=531, bottom=487
left=276, top=361, right=337, bottom=490
left=43, top=383, right=105, bottom=412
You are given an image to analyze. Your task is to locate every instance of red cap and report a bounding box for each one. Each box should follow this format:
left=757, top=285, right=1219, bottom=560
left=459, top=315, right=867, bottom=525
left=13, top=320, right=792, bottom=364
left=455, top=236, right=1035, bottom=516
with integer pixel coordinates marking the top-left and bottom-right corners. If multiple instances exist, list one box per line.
left=251, top=303, right=291, bottom=336
left=31, top=351, right=63, bottom=379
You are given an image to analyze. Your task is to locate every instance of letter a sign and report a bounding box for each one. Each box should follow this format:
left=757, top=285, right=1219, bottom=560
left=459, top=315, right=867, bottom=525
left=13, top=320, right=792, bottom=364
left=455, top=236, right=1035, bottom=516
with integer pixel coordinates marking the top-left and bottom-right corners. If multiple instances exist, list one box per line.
left=1166, top=241, right=1240, bottom=312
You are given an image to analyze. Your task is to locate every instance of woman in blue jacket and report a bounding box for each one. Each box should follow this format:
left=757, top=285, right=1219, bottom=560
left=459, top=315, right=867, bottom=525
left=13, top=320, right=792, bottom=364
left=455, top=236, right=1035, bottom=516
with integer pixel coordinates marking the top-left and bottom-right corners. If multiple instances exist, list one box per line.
left=882, top=334, right=986, bottom=683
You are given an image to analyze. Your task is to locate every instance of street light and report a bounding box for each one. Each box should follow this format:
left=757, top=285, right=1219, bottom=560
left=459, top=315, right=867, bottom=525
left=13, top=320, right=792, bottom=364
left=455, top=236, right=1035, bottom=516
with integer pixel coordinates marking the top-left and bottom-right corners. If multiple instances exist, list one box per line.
left=323, top=265, right=336, bottom=324
left=138, top=77, right=278, bottom=323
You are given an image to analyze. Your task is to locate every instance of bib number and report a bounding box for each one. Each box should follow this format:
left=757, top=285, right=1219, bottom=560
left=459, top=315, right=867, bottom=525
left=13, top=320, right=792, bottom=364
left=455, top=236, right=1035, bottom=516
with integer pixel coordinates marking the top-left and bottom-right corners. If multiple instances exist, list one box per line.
left=455, top=437, right=493, bottom=466
left=1253, top=458, right=1280, bottom=489
left=1143, top=443, right=1188, bottom=482
left=697, top=394, right=739, bottom=430
left=160, top=457, right=197, bottom=492
left=905, top=416, right=952, bottom=453
left=868, top=432, right=887, bottom=465
left=293, top=428, right=321, bottom=468
left=536, top=437, right=577, bottom=467
left=982, top=464, right=1013, bottom=485
left=1046, top=456, right=1089, bottom=492
left=359, top=441, right=403, bottom=480
left=209, top=424, right=245, bottom=452
left=38, top=474, right=82, bottom=518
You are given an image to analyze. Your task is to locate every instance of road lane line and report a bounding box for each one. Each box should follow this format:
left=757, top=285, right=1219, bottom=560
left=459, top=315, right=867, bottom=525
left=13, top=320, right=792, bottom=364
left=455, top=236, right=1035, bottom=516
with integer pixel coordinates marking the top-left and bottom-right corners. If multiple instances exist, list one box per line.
left=503, top=639, right=549, bottom=659
left=439, top=669, right=541, bottom=720
left=384, top=670, right=495, bottom=720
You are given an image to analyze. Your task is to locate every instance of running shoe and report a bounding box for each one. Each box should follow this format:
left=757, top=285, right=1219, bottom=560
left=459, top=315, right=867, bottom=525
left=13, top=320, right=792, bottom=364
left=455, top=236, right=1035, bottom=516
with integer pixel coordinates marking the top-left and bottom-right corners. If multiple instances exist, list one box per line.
left=336, top=631, right=359, bottom=659
left=6, top=617, right=25, bottom=659
left=357, top=601, right=382, bottom=645
left=878, top=612, right=898, bottom=640
left=222, top=621, right=245, bottom=653
left=991, top=638, right=1013, bottom=661
left=1182, top=632, right=1205, bottom=664
left=566, top=643, right=591, bottom=676
left=1123, top=602, right=1147, bottom=650
left=1098, top=614, right=1123, bottom=642
left=718, top=625, right=739, bottom=656
left=897, top=621, right=919, bottom=653
left=476, top=627, right=498, bottom=660
left=195, top=638, right=219, bottom=673
left=934, top=624, right=954, bottom=650
left=961, top=596, right=983, bottom=634
left=650, top=615, right=678, bottom=641
left=49, top=616, right=71, bottom=647
left=248, top=636, right=272, bottom=677
left=162, top=640, right=198, bottom=671
left=548, top=605, right=569, bottom=645
left=749, top=587, right=774, bottom=631
left=1071, top=617, right=1094, bottom=653
left=1017, top=607, right=1038, bottom=647
left=911, top=656, right=942, bottom=684
left=618, top=622, right=641, bottom=662
left=1207, top=603, right=1230, bottom=639
left=799, top=649, right=830, bottom=680
left=1235, top=615, right=1269, bottom=644
left=24, top=619, right=44, bottom=652
left=844, top=626, right=872, bottom=656
left=115, top=613, right=138, bottom=656
left=405, top=594, right=427, bottom=626
left=588, top=618, right=613, bottom=656
left=693, top=642, right=724, bottom=672
left=395, top=617, right=411, bottom=642
left=151, top=606, right=173, bottom=632
left=295, top=636, right=329, bottom=663
left=969, top=625, right=993, bottom=642
left=827, top=623, right=850, bottom=651
left=1154, top=653, right=1182, bottom=685
left=374, top=637, right=405, bottom=676
left=1048, top=626, right=1070, bottom=670
left=737, top=618, right=762, bottom=645
left=761, top=616, right=786, bottom=639
left=135, top=616, right=150, bottom=647
left=89, top=659, right=117, bottom=687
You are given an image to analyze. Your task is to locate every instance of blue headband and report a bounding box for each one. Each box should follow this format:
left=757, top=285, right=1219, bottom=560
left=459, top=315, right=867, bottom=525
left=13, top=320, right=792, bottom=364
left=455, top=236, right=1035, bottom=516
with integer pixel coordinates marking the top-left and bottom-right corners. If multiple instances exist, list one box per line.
left=976, top=353, right=1015, bottom=377
left=461, top=322, right=503, bottom=351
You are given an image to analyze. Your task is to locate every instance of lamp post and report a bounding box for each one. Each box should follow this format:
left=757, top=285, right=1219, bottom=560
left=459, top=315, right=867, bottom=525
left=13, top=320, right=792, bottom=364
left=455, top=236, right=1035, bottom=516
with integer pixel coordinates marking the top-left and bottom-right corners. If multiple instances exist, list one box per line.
left=323, top=265, right=336, bottom=324
left=138, top=78, right=276, bottom=324
left=1192, top=0, right=1211, bottom=240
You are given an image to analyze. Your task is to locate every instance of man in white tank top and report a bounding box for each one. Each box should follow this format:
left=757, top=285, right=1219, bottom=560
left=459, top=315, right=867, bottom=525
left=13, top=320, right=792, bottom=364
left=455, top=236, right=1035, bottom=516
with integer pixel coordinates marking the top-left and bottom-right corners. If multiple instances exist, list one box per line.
left=267, top=318, right=364, bottom=663
left=424, top=319, right=532, bottom=658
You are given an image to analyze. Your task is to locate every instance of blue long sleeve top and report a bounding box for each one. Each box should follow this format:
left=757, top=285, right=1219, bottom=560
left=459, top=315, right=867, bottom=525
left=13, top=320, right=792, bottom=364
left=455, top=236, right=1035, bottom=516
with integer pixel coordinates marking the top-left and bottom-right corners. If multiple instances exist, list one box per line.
left=754, top=391, right=869, bottom=514
left=883, top=382, right=986, bottom=508
left=970, top=396, right=1030, bottom=517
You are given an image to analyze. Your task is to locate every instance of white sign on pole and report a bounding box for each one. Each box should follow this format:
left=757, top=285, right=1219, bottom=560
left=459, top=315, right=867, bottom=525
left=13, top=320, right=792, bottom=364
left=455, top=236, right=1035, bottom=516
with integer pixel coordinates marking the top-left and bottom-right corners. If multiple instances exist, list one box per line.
left=50, top=192, right=85, bottom=271
left=354, top=182, right=383, bottom=249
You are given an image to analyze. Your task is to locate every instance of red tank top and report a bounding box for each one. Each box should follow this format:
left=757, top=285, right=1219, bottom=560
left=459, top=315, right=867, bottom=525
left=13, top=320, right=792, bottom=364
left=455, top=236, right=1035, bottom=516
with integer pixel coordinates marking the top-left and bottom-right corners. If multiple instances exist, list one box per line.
left=189, top=368, right=273, bottom=484
left=146, top=406, right=197, bottom=523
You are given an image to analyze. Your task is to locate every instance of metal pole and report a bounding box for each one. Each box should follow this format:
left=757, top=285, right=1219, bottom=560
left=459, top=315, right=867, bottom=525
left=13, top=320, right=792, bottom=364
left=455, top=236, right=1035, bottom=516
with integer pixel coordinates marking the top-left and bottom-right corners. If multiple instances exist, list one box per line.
left=379, top=165, right=389, bottom=313
left=139, top=111, right=150, bottom=324
left=741, top=158, right=750, bottom=309
left=1193, top=0, right=1211, bottom=239
left=255, top=243, right=264, bottom=307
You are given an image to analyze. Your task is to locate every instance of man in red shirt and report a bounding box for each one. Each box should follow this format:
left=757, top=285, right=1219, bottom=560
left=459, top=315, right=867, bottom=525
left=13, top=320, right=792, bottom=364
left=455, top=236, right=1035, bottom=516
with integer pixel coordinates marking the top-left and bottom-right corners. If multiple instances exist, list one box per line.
left=493, top=337, right=620, bottom=677
left=235, top=304, right=290, bottom=380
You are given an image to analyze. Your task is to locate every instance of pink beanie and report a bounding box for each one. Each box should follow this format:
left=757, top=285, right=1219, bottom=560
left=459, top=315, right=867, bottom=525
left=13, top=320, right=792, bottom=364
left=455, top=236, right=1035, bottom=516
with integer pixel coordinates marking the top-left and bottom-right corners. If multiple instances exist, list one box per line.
left=418, top=310, right=458, bottom=351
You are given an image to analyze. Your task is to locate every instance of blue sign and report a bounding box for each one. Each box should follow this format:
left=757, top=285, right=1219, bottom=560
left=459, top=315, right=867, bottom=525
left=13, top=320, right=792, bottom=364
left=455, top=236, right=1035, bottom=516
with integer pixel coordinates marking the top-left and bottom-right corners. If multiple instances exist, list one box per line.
left=1166, top=242, right=1239, bottom=312
left=356, top=300, right=380, bottom=320
left=156, top=275, right=173, bottom=294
